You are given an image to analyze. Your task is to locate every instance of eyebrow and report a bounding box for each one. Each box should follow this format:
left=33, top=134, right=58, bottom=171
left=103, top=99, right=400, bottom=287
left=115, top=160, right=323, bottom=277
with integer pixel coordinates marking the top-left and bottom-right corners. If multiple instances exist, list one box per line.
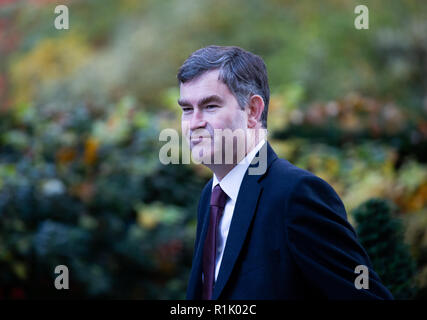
left=178, top=95, right=224, bottom=108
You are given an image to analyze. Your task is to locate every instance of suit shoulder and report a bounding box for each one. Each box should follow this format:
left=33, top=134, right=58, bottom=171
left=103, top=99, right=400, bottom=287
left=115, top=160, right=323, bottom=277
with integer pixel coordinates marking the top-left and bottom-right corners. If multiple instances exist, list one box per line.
left=264, top=158, right=320, bottom=189
left=264, top=158, right=343, bottom=209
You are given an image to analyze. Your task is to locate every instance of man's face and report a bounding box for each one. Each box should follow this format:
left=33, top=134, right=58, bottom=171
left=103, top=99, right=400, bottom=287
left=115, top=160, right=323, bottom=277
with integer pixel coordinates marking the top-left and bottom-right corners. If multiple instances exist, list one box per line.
left=179, top=69, right=248, bottom=164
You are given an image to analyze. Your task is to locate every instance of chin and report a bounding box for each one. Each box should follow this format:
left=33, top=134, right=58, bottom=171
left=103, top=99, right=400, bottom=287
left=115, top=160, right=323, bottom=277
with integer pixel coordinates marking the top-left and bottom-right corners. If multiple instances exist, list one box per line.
left=191, top=145, right=215, bottom=164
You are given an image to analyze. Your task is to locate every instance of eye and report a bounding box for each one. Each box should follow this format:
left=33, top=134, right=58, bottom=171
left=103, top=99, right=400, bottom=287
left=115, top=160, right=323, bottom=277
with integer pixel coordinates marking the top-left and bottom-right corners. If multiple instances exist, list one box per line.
left=182, top=107, right=192, bottom=113
left=206, top=105, right=218, bottom=110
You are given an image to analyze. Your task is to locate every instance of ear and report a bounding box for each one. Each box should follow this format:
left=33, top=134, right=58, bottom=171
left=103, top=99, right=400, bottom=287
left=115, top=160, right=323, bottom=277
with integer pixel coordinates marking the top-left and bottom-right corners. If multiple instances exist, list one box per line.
left=247, top=95, right=265, bottom=128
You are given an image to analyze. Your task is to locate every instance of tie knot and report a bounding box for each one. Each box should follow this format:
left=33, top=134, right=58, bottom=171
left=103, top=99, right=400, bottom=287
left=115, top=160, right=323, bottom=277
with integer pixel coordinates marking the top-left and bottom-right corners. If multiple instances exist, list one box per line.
left=210, top=184, right=228, bottom=208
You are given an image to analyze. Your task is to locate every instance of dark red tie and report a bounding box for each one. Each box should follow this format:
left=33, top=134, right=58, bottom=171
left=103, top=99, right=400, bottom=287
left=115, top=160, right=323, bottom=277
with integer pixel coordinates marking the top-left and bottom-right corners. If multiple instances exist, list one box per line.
left=202, top=184, right=228, bottom=300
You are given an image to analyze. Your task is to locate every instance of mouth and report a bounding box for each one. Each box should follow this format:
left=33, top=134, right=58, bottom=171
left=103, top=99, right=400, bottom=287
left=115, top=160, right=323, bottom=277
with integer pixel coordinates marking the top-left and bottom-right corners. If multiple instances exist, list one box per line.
left=190, top=136, right=210, bottom=145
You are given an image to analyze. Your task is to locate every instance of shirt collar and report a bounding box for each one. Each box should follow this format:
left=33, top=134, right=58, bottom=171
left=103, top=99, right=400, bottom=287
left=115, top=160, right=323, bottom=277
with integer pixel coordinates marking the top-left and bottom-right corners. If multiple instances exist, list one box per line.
left=212, top=139, right=266, bottom=202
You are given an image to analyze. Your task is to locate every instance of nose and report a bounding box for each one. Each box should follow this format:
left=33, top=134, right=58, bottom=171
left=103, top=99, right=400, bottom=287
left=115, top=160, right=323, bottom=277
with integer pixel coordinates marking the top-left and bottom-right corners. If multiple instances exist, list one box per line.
left=189, top=108, right=207, bottom=131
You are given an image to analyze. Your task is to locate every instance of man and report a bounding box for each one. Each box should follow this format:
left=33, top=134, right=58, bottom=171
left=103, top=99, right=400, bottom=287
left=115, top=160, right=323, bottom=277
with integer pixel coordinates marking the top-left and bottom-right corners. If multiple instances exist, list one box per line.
left=177, top=45, right=393, bottom=299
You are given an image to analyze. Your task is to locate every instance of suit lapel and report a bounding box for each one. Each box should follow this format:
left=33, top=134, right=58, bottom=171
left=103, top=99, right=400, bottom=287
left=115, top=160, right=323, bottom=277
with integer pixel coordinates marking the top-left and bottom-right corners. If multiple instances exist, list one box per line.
left=212, top=171, right=262, bottom=299
left=188, top=142, right=278, bottom=299
left=212, top=141, right=278, bottom=299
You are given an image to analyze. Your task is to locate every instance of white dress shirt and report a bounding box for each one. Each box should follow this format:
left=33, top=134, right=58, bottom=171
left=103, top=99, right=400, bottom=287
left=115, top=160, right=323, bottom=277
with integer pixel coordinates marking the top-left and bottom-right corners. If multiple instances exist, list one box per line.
left=211, top=139, right=266, bottom=281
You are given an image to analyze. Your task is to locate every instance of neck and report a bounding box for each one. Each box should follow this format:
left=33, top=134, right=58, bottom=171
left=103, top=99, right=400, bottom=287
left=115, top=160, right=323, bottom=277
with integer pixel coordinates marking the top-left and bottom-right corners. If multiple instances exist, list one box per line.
left=207, top=164, right=236, bottom=182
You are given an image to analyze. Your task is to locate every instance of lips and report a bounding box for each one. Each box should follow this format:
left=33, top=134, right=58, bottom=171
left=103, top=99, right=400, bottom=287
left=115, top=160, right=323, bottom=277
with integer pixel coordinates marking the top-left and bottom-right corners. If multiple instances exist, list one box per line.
left=190, top=136, right=210, bottom=145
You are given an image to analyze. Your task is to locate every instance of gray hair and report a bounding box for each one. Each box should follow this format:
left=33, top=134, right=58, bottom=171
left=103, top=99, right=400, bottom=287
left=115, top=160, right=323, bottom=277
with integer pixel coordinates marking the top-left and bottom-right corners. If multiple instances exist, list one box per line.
left=177, top=45, right=269, bottom=128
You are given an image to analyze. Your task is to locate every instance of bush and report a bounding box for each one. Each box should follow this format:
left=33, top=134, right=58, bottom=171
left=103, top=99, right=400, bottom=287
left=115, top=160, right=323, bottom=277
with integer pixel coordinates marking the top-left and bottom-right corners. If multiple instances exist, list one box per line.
left=353, top=198, right=418, bottom=299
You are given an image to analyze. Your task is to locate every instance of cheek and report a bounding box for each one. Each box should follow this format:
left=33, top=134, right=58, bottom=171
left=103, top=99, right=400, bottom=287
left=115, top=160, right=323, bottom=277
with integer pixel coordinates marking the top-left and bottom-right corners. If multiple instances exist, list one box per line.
left=229, top=109, right=247, bottom=129
left=181, top=120, right=190, bottom=137
left=215, top=109, right=243, bottom=129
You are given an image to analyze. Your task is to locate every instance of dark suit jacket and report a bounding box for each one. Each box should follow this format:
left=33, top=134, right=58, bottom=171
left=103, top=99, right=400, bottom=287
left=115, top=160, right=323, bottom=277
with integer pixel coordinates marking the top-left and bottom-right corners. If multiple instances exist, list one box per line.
left=186, top=142, right=393, bottom=299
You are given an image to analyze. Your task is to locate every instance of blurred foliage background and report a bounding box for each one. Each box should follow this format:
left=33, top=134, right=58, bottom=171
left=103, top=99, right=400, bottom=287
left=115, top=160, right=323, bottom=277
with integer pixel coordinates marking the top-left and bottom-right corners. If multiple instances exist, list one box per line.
left=0, top=0, right=426, bottom=299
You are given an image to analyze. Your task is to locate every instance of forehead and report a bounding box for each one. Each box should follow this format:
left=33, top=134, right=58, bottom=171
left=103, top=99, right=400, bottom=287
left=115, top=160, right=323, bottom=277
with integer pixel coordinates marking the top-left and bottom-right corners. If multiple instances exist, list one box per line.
left=179, top=69, right=233, bottom=102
